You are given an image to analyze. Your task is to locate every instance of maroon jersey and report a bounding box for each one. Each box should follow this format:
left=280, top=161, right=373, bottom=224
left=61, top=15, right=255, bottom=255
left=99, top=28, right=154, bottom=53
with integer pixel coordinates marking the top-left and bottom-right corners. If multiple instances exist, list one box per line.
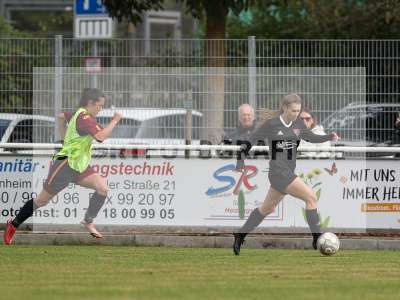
left=64, top=111, right=103, bottom=138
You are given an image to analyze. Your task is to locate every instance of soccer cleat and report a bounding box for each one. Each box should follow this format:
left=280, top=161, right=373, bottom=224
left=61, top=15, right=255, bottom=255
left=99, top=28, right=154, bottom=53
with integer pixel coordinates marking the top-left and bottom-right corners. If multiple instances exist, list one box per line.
left=80, top=220, right=103, bottom=239
left=3, top=219, right=17, bottom=245
left=233, top=232, right=246, bottom=255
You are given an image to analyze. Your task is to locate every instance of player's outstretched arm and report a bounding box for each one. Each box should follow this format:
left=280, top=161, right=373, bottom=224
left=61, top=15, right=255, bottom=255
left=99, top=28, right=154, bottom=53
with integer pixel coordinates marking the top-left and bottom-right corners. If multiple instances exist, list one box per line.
left=301, top=127, right=339, bottom=143
left=94, top=112, right=123, bottom=142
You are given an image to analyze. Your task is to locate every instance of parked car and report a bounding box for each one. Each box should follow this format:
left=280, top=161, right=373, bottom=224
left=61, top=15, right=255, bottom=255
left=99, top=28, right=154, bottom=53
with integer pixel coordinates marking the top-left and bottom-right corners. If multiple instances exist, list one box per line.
left=0, top=113, right=56, bottom=153
left=134, top=108, right=202, bottom=142
left=96, top=108, right=203, bottom=156
left=321, top=103, right=400, bottom=145
left=0, top=108, right=205, bottom=157
left=0, top=113, right=55, bottom=144
left=321, top=103, right=400, bottom=157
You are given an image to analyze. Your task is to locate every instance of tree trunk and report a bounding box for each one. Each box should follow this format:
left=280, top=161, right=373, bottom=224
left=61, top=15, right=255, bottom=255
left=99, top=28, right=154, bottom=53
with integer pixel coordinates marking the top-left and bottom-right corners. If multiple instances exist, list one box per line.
left=202, top=2, right=227, bottom=144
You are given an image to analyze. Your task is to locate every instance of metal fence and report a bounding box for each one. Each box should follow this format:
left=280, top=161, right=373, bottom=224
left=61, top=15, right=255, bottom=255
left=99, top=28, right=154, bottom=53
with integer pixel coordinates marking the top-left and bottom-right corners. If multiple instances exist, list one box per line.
left=0, top=37, right=399, bottom=145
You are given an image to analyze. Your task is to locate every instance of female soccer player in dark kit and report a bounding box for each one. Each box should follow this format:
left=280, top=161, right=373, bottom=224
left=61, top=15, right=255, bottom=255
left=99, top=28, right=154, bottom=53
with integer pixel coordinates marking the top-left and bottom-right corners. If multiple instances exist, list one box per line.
left=4, top=88, right=123, bottom=245
left=233, top=93, right=339, bottom=255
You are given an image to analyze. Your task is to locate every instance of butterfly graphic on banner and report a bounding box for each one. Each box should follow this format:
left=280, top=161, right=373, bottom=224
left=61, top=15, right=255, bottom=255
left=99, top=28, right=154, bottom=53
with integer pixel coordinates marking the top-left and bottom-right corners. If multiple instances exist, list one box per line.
left=324, top=162, right=337, bottom=176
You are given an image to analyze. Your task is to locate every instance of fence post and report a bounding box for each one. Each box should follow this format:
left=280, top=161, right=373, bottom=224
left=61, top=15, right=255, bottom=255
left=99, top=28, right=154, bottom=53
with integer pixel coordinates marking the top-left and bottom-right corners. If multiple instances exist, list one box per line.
left=184, top=89, right=193, bottom=158
left=91, top=40, right=98, bottom=88
left=248, top=36, right=256, bottom=110
left=54, top=35, right=63, bottom=142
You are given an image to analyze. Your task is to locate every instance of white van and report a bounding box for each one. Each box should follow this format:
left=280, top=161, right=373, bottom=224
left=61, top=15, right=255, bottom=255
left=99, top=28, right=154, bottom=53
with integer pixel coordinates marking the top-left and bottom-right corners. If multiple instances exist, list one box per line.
left=96, top=108, right=203, bottom=156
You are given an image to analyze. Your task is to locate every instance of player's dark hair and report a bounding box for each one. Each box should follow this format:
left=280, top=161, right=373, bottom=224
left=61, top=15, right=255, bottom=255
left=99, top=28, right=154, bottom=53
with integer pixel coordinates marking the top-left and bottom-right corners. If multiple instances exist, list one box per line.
left=279, top=93, right=302, bottom=113
left=79, top=88, right=105, bottom=107
left=301, top=107, right=317, bottom=129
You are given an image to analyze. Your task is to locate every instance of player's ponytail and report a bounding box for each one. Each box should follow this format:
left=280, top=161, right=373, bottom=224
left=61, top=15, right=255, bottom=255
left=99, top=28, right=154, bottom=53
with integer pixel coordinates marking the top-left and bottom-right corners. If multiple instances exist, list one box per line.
left=79, top=88, right=106, bottom=108
left=257, top=108, right=279, bottom=127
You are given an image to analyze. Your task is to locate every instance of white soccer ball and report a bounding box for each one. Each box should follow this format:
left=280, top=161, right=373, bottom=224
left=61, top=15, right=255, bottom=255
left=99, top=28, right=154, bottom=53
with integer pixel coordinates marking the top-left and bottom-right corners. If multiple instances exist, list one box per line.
left=317, top=232, right=340, bottom=256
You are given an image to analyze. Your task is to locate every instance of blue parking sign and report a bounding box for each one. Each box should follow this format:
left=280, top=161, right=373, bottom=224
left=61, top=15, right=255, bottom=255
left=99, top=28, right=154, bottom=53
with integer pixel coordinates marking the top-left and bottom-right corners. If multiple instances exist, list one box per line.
left=75, top=0, right=109, bottom=15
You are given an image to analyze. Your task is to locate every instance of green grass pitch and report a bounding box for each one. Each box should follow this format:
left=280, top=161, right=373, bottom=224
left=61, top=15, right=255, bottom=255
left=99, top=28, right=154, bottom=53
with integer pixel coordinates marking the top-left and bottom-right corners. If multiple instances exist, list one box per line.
left=0, top=245, right=399, bottom=300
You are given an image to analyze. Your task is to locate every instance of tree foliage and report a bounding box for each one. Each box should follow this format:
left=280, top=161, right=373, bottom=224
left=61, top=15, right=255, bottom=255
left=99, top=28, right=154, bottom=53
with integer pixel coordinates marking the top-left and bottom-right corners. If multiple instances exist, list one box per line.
left=227, top=0, right=400, bottom=39
left=226, top=0, right=400, bottom=104
left=101, top=0, right=164, bottom=24
left=0, top=17, right=54, bottom=113
left=0, top=17, right=31, bottom=112
left=102, top=0, right=254, bottom=25
left=10, top=10, right=73, bottom=36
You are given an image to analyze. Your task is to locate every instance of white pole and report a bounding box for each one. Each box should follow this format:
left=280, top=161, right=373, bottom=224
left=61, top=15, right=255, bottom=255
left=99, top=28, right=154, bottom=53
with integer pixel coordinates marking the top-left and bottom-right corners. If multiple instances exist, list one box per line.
left=54, top=35, right=63, bottom=142
left=1, top=143, right=400, bottom=153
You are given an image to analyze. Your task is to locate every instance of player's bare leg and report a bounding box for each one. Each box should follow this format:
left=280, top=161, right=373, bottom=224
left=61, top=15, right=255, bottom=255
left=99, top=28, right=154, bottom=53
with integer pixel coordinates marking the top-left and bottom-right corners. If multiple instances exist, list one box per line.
left=285, top=177, right=321, bottom=249
left=77, top=173, right=109, bottom=238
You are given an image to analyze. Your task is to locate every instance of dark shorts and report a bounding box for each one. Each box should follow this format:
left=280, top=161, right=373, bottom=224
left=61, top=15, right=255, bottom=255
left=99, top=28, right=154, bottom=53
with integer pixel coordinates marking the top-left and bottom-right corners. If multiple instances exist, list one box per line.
left=43, top=158, right=96, bottom=195
left=268, top=169, right=297, bottom=195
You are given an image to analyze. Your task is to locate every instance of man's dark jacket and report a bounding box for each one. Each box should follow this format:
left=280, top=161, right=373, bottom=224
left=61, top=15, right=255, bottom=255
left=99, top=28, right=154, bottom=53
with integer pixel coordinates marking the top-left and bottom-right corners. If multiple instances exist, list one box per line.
left=224, top=123, right=257, bottom=144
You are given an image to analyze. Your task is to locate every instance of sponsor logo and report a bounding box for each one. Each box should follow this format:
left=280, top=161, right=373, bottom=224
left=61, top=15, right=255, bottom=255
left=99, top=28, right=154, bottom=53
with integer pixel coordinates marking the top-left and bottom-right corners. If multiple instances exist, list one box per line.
left=275, top=141, right=296, bottom=150
left=205, top=163, right=258, bottom=197
left=0, top=159, right=40, bottom=173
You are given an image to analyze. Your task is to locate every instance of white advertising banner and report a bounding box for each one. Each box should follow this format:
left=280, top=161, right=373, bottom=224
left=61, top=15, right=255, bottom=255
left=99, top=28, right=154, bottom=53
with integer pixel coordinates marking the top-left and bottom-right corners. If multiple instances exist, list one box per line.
left=0, top=156, right=399, bottom=230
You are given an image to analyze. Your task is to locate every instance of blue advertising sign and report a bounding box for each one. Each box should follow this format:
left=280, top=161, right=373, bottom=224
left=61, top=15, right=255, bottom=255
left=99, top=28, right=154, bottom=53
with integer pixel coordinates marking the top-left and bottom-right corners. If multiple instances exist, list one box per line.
left=75, top=0, right=109, bottom=16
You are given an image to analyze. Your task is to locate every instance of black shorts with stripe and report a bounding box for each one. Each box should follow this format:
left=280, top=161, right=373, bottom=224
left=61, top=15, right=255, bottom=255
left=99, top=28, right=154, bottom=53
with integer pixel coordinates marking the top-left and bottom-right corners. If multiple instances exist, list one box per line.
left=43, top=158, right=95, bottom=194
